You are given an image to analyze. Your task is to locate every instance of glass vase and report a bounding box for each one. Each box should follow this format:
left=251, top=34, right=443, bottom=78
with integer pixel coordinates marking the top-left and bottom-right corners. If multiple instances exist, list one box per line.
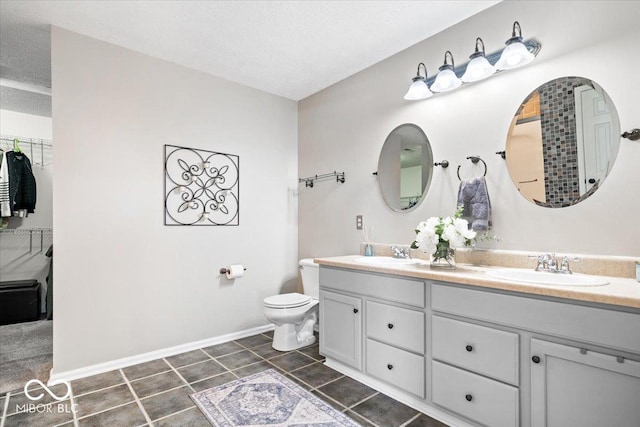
left=430, top=242, right=456, bottom=270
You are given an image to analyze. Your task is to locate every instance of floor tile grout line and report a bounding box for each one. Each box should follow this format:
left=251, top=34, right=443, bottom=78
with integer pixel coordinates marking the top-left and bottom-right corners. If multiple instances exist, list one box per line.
left=189, top=370, right=236, bottom=387
left=168, top=356, right=226, bottom=373
left=229, top=358, right=281, bottom=376
left=71, top=380, right=127, bottom=400
left=75, top=399, right=137, bottom=422
left=119, top=368, right=154, bottom=427
left=150, top=405, right=195, bottom=424
left=0, top=391, right=9, bottom=427
left=289, top=359, right=322, bottom=373
left=310, top=389, right=349, bottom=412
left=310, top=373, right=345, bottom=390
left=206, top=347, right=248, bottom=360
left=285, top=373, right=317, bottom=391
left=69, top=384, right=79, bottom=427
left=351, top=411, right=384, bottom=427
left=400, top=412, right=423, bottom=427
left=162, top=358, right=196, bottom=394
left=134, top=384, right=189, bottom=402
left=346, top=391, right=380, bottom=410
left=126, top=368, right=174, bottom=384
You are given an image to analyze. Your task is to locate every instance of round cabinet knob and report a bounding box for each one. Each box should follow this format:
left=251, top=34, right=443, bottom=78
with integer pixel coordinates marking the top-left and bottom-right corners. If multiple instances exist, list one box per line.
left=387, top=364, right=393, bottom=370
left=353, top=308, right=359, bottom=314
left=387, top=323, right=394, bottom=329
left=465, top=394, right=473, bottom=402
left=465, top=345, right=473, bottom=352
left=532, top=355, right=541, bottom=364
left=588, top=178, right=596, bottom=184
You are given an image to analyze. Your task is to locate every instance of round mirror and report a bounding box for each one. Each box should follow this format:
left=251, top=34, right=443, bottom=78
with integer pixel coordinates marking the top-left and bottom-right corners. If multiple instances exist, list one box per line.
left=377, top=124, right=434, bottom=211
left=505, top=76, right=620, bottom=208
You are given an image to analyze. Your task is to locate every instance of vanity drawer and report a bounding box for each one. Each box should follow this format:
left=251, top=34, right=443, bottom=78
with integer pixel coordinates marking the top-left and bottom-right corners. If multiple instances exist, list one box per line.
left=432, top=360, right=519, bottom=427
left=431, top=283, right=640, bottom=354
left=320, top=267, right=425, bottom=308
left=367, top=301, right=424, bottom=354
left=366, top=338, right=425, bottom=398
left=432, top=315, right=519, bottom=385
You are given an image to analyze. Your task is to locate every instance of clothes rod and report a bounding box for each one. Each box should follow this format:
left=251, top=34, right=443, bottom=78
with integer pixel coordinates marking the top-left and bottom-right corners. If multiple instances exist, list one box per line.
left=1, top=135, right=53, bottom=168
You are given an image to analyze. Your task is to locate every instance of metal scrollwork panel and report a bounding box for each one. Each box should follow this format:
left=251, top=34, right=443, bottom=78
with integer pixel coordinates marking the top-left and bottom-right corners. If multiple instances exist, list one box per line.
left=164, top=145, right=239, bottom=226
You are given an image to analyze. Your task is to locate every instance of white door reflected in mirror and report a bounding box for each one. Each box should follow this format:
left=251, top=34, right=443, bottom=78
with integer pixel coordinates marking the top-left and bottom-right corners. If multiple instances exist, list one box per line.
left=505, top=77, right=620, bottom=208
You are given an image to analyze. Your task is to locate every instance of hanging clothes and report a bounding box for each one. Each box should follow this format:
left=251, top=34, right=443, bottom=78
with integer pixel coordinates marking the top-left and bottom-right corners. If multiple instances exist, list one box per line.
left=5, top=151, right=37, bottom=215
left=0, top=150, right=10, bottom=218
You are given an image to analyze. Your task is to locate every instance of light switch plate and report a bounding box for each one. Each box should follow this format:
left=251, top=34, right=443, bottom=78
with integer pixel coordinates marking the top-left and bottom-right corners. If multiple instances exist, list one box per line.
left=356, top=215, right=363, bottom=230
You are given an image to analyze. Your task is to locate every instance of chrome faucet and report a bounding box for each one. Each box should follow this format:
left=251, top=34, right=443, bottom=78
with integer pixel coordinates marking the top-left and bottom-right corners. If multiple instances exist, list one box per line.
left=391, top=245, right=411, bottom=259
left=531, top=253, right=579, bottom=274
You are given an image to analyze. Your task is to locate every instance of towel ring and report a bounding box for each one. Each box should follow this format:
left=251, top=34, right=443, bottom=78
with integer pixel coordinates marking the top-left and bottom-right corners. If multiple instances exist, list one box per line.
left=457, top=156, right=487, bottom=181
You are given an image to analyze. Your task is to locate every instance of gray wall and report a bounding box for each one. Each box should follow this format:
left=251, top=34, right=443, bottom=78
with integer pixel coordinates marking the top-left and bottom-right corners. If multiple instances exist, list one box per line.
left=51, top=27, right=298, bottom=374
left=298, top=1, right=640, bottom=258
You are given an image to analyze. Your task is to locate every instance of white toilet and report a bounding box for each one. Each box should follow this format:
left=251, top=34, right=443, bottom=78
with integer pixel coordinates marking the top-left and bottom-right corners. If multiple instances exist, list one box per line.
left=263, top=258, right=319, bottom=351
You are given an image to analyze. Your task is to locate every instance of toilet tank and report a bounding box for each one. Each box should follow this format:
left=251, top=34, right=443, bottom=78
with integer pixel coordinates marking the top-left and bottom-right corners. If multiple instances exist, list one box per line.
left=299, top=258, right=319, bottom=299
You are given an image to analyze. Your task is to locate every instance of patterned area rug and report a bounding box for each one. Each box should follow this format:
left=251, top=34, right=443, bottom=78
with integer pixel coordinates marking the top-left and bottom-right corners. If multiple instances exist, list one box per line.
left=191, top=369, right=361, bottom=426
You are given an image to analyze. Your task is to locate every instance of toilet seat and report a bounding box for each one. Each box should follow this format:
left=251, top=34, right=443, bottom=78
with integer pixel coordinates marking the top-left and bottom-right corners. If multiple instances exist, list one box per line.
left=264, top=293, right=311, bottom=309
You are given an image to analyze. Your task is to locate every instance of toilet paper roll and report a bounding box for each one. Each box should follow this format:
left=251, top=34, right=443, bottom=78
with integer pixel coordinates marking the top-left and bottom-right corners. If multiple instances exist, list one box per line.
left=225, top=264, right=245, bottom=279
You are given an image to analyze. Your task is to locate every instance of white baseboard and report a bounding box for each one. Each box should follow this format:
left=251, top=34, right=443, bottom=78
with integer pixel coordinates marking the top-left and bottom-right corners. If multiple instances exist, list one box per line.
left=48, top=324, right=275, bottom=385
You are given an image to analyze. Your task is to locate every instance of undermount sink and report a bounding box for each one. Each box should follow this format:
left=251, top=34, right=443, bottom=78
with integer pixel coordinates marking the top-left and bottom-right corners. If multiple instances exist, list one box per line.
left=353, top=256, right=420, bottom=266
left=485, top=268, right=609, bottom=287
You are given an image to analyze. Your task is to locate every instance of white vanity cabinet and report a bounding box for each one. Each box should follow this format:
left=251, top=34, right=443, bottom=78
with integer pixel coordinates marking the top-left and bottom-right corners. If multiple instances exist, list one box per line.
left=319, top=290, right=362, bottom=369
left=319, top=267, right=426, bottom=398
left=318, top=264, right=640, bottom=427
left=530, top=338, right=640, bottom=427
left=431, top=282, right=640, bottom=427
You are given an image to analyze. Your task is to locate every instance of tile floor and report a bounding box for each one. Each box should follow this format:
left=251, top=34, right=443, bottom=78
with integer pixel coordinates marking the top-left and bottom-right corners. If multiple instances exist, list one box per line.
left=0, top=331, right=448, bottom=427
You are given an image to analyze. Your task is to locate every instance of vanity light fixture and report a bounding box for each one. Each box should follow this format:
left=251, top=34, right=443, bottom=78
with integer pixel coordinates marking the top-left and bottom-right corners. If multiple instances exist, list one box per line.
left=430, top=51, right=462, bottom=93
left=403, top=21, right=541, bottom=101
left=495, top=21, right=535, bottom=70
left=403, top=63, right=432, bottom=100
left=461, top=38, right=496, bottom=83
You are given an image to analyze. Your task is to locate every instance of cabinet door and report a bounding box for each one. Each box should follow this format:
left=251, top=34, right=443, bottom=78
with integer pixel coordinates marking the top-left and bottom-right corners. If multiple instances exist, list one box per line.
left=319, top=290, right=362, bottom=370
left=531, top=338, right=640, bottom=427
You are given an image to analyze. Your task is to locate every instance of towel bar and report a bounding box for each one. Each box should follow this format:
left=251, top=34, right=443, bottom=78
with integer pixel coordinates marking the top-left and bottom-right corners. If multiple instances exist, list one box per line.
left=457, top=156, right=487, bottom=181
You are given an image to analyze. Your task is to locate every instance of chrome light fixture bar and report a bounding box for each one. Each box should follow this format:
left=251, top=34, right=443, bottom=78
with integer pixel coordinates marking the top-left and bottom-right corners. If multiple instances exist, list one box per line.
left=404, top=21, right=541, bottom=100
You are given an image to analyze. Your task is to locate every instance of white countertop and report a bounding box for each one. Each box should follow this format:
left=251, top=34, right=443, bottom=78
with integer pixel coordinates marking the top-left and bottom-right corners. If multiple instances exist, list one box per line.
left=314, top=255, right=640, bottom=309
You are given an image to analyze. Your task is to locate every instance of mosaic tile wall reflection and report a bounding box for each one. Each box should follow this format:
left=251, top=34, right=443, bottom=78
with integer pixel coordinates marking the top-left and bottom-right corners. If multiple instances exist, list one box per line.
left=539, top=77, right=590, bottom=207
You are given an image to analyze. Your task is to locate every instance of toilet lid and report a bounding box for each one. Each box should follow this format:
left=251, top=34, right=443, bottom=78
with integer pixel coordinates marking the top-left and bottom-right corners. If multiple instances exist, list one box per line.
left=264, top=293, right=311, bottom=309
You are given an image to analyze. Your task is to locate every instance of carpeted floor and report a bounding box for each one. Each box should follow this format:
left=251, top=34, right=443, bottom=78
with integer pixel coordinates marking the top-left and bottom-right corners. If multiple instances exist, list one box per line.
left=0, top=319, right=52, bottom=395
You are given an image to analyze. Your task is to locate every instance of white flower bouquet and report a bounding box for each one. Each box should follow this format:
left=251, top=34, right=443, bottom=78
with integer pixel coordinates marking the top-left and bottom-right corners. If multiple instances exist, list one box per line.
left=411, top=207, right=476, bottom=268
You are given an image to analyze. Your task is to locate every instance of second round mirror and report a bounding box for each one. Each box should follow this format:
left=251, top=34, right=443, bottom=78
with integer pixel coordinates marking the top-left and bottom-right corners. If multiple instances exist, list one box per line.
left=505, top=76, right=620, bottom=208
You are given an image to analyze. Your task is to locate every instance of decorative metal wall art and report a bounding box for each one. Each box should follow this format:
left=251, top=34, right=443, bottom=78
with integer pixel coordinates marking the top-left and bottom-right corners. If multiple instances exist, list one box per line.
left=164, top=145, right=239, bottom=226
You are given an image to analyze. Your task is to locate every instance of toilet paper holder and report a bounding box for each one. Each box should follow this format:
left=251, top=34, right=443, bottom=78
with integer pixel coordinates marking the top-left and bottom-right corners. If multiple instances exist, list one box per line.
left=220, top=267, right=247, bottom=274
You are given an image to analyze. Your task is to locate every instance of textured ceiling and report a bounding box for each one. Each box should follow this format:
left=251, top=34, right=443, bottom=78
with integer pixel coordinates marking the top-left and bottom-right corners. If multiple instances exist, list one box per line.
left=0, top=0, right=500, bottom=116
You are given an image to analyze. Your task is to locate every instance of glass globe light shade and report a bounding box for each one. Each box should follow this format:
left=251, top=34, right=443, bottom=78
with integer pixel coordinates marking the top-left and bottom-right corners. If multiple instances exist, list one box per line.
left=461, top=55, right=496, bottom=83
left=430, top=66, right=462, bottom=93
left=404, top=78, right=432, bottom=100
left=496, top=39, right=535, bottom=70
